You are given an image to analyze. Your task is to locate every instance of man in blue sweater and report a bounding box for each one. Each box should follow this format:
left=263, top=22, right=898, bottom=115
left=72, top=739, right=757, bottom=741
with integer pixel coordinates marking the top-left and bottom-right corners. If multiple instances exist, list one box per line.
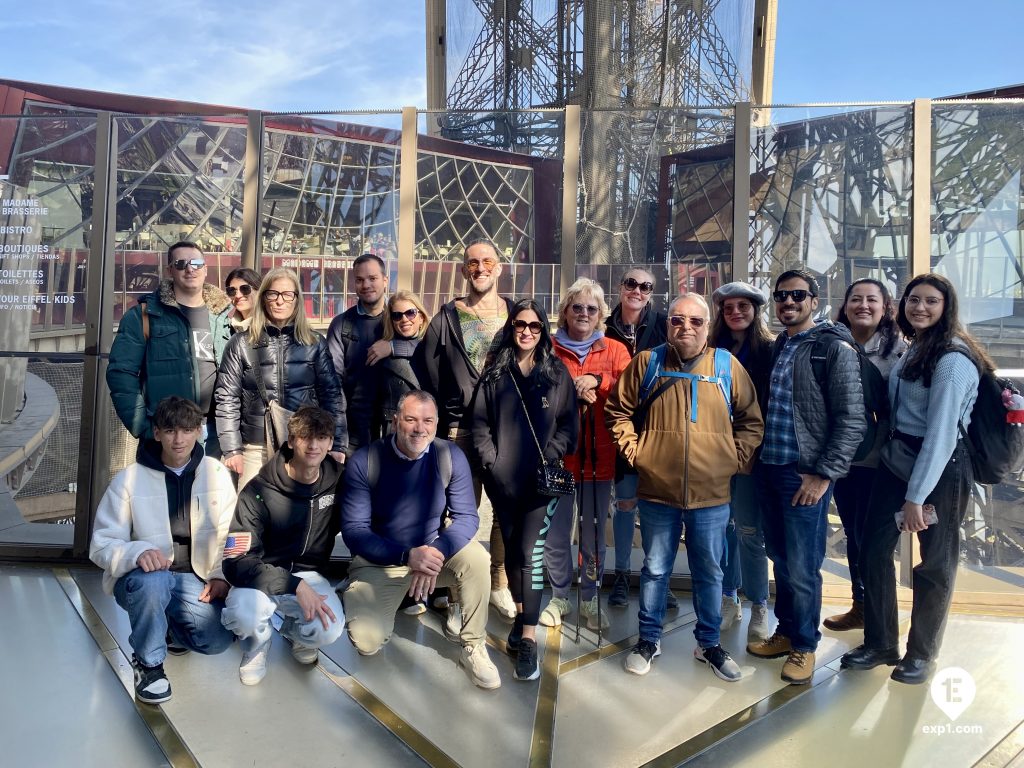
left=340, top=390, right=500, bottom=689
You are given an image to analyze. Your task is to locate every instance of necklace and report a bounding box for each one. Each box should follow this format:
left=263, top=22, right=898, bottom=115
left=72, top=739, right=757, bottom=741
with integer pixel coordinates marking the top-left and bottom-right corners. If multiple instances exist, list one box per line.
left=465, top=298, right=503, bottom=324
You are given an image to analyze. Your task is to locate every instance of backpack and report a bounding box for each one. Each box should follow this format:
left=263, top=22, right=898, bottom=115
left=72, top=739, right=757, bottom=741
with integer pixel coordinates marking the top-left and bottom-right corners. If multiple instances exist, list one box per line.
left=632, top=344, right=733, bottom=432
left=809, top=334, right=887, bottom=464
left=949, top=349, right=1024, bottom=485
left=366, top=437, right=453, bottom=490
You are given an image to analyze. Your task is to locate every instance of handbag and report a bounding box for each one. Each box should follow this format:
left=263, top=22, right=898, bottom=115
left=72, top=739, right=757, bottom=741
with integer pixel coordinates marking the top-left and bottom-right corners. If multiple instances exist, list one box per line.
left=241, top=342, right=295, bottom=455
left=508, top=369, right=576, bottom=497
left=880, top=377, right=920, bottom=483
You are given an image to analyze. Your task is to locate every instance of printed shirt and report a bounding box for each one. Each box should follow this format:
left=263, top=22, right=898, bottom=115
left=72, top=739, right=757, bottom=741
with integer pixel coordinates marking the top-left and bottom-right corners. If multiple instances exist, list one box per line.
left=181, top=303, right=217, bottom=413
left=759, top=327, right=814, bottom=466
left=457, top=306, right=507, bottom=373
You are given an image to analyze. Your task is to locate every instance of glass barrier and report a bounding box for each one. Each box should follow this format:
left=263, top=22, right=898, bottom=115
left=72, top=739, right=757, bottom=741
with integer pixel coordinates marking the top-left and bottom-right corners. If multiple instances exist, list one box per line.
left=0, top=114, right=97, bottom=545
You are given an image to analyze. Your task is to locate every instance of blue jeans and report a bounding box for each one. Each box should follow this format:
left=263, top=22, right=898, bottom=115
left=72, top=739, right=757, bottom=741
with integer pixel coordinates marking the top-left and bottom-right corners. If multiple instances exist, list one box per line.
left=113, top=569, right=234, bottom=667
left=613, top=473, right=639, bottom=572
left=721, top=473, right=770, bottom=604
left=638, top=500, right=730, bottom=648
left=755, top=461, right=834, bottom=652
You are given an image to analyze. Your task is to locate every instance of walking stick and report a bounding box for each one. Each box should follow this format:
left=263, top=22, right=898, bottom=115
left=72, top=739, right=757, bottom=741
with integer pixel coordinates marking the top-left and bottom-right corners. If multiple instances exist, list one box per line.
left=574, top=404, right=587, bottom=646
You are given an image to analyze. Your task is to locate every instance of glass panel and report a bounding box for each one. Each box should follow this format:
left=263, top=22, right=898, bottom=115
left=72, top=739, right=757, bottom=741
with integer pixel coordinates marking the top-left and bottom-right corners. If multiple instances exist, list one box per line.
left=0, top=114, right=96, bottom=545
left=261, top=113, right=401, bottom=327
left=932, top=102, right=1024, bottom=595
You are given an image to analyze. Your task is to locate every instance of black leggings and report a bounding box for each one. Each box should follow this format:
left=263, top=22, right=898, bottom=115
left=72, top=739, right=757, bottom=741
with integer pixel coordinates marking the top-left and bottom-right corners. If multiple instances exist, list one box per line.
left=494, top=492, right=558, bottom=626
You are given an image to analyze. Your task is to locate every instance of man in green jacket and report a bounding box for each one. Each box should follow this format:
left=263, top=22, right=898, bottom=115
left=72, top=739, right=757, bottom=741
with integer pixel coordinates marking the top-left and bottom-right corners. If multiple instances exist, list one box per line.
left=107, top=241, right=232, bottom=455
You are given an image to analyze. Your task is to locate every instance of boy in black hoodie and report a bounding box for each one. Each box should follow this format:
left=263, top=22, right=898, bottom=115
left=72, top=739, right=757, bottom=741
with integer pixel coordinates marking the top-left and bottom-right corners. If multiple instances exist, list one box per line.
left=221, top=406, right=346, bottom=685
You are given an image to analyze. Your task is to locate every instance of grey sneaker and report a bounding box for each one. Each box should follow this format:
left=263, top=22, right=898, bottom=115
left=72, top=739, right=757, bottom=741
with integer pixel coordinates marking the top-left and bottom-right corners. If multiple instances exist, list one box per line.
left=443, top=602, right=463, bottom=642
left=539, top=596, right=572, bottom=627
left=239, top=637, right=271, bottom=686
left=748, top=602, right=770, bottom=642
left=291, top=641, right=318, bottom=665
left=580, top=595, right=609, bottom=630
left=720, top=595, right=742, bottom=630
left=624, top=639, right=661, bottom=675
left=694, top=644, right=742, bottom=682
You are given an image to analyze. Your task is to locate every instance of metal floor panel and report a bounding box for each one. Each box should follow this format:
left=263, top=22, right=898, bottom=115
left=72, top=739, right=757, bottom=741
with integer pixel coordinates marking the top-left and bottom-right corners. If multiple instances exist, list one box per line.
left=0, top=566, right=168, bottom=768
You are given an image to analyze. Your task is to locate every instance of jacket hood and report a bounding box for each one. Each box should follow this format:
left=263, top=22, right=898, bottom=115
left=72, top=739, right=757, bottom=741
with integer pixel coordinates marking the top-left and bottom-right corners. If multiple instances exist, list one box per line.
left=256, top=443, right=343, bottom=499
left=145, top=279, right=232, bottom=315
left=808, top=319, right=855, bottom=345
left=136, top=437, right=204, bottom=475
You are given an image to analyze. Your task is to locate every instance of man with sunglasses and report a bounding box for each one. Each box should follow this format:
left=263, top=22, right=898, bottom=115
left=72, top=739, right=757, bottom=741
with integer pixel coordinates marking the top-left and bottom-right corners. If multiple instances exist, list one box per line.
left=747, top=269, right=864, bottom=685
left=416, top=237, right=517, bottom=626
left=606, top=294, right=763, bottom=680
left=108, top=241, right=232, bottom=455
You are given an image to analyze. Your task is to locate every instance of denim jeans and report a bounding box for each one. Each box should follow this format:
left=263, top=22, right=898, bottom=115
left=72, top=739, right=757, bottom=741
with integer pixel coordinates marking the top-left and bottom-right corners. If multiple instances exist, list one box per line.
left=860, top=443, right=971, bottom=660
left=832, top=465, right=877, bottom=603
left=545, top=481, right=612, bottom=600
left=755, top=461, right=834, bottom=652
left=113, top=568, right=234, bottom=668
left=638, top=500, right=730, bottom=648
left=720, top=473, right=769, bottom=604
left=613, top=473, right=639, bottom=572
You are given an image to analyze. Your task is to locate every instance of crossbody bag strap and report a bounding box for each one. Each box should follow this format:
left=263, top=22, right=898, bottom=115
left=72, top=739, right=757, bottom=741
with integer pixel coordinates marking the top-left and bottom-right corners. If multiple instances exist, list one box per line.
left=508, top=368, right=548, bottom=467
left=240, top=340, right=271, bottom=408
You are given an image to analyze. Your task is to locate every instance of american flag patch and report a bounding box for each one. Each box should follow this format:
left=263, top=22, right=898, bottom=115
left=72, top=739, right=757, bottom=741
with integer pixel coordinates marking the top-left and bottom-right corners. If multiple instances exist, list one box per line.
left=223, top=532, right=252, bottom=558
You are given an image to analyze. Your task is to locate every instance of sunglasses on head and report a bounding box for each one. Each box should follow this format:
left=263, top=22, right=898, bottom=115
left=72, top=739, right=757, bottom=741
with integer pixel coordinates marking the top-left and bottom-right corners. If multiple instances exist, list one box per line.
left=512, top=319, right=544, bottom=334
left=226, top=284, right=253, bottom=298
left=773, top=289, right=814, bottom=303
left=669, top=315, right=706, bottom=328
left=171, top=258, right=205, bottom=271
left=571, top=303, right=599, bottom=317
left=390, top=308, right=420, bottom=321
left=622, top=277, right=654, bottom=294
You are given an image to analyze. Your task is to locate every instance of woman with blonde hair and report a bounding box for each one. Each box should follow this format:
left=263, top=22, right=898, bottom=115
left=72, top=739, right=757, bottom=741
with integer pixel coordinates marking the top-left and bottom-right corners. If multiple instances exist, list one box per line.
left=375, top=290, right=429, bottom=436
left=215, top=268, right=347, bottom=488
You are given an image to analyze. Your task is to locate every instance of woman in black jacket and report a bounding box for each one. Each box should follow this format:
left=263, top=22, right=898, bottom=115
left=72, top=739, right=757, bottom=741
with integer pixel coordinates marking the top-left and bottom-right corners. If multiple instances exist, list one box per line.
left=215, top=268, right=347, bottom=489
left=375, top=290, right=428, bottom=437
left=470, top=299, right=578, bottom=682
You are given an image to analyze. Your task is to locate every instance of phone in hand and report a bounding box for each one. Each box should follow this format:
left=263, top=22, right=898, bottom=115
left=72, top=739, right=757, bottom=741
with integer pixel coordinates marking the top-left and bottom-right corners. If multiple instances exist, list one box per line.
left=894, top=504, right=938, bottom=529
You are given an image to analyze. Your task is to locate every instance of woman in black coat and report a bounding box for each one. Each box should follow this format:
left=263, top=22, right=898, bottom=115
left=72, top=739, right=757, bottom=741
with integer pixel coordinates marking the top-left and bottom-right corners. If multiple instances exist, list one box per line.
left=375, top=290, right=428, bottom=437
left=215, top=268, right=347, bottom=488
left=470, top=299, right=578, bottom=682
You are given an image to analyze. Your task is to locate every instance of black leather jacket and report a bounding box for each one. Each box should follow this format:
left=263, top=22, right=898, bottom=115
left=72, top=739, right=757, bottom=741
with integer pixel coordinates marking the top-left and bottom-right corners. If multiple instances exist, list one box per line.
left=214, top=325, right=348, bottom=455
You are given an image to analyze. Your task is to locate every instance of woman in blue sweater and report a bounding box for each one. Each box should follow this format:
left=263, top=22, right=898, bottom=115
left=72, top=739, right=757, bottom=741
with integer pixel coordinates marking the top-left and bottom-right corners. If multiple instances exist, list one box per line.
left=842, top=273, right=993, bottom=684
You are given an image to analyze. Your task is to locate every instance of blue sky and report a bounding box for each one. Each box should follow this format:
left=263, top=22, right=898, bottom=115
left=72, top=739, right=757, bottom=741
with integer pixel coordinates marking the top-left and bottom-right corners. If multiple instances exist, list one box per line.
left=1, top=0, right=1021, bottom=110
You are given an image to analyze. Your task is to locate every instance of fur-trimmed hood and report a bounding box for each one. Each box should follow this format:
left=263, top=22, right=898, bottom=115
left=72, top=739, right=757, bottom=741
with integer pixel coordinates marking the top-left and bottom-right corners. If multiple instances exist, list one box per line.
left=150, top=279, right=232, bottom=315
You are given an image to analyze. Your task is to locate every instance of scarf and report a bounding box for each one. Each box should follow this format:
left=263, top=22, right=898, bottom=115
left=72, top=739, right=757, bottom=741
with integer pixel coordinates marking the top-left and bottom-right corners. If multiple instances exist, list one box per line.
left=554, top=327, right=603, bottom=363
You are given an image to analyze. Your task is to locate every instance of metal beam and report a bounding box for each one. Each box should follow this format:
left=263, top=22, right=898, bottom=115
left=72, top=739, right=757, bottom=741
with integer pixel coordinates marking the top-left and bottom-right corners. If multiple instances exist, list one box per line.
left=425, top=0, right=447, bottom=136
left=397, top=106, right=419, bottom=292
left=560, top=104, right=581, bottom=298
left=240, top=110, right=263, bottom=269
left=751, top=0, right=777, bottom=112
left=732, top=101, right=753, bottom=282
left=910, top=98, right=932, bottom=278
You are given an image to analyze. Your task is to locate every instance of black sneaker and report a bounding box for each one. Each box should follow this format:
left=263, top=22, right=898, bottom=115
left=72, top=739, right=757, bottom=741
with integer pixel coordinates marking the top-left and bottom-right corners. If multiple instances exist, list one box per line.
left=624, top=639, right=661, bottom=675
left=132, top=656, right=172, bottom=704
left=608, top=570, right=630, bottom=607
left=514, top=638, right=540, bottom=681
left=507, top=627, right=523, bottom=657
left=694, top=644, right=742, bottom=682
left=165, top=631, right=189, bottom=656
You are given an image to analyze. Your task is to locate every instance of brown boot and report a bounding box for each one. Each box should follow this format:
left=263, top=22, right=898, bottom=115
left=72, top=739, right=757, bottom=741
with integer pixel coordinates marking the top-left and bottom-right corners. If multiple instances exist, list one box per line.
left=781, top=650, right=815, bottom=685
left=823, top=601, right=864, bottom=631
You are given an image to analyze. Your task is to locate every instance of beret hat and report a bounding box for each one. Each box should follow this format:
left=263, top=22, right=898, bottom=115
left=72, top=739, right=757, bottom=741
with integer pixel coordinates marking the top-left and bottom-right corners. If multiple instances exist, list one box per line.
left=712, top=281, right=766, bottom=307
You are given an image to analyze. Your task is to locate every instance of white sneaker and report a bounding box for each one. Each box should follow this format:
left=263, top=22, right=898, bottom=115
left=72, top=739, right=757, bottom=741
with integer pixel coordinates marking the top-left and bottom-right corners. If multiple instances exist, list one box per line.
left=291, top=641, right=318, bottom=665
left=720, top=595, right=743, bottom=631
left=580, top=595, right=609, bottom=630
left=490, top=587, right=517, bottom=620
left=443, top=602, right=463, bottom=642
left=460, top=643, right=501, bottom=689
left=748, top=602, right=770, bottom=642
left=539, top=596, right=572, bottom=627
left=402, top=601, right=427, bottom=616
left=239, top=638, right=271, bottom=686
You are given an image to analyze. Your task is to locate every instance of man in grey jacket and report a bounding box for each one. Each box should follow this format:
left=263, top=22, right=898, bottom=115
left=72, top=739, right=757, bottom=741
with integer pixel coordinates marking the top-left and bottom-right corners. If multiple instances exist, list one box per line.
left=747, top=269, right=864, bottom=685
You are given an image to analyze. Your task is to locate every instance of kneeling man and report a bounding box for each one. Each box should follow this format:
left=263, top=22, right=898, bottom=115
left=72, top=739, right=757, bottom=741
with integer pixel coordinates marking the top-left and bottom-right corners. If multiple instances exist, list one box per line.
left=221, top=406, right=346, bottom=685
left=90, top=396, right=237, bottom=704
left=341, top=390, right=500, bottom=689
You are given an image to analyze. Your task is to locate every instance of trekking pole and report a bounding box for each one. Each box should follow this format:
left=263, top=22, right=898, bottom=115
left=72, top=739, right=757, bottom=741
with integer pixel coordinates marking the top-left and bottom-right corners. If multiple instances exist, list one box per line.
left=574, top=404, right=588, bottom=646
left=588, top=405, right=601, bottom=647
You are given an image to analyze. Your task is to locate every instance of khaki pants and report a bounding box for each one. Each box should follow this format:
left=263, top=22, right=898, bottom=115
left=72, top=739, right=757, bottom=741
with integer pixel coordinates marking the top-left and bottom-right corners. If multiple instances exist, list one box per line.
left=343, top=540, right=490, bottom=654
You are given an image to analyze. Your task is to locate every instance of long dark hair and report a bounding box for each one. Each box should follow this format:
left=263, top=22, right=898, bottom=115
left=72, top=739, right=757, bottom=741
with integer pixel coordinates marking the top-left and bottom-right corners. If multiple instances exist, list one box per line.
left=897, top=273, right=994, bottom=386
left=710, top=302, right=774, bottom=359
left=835, top=278, right=901, bottom=358
left=482, top=299, right=562, bottom=386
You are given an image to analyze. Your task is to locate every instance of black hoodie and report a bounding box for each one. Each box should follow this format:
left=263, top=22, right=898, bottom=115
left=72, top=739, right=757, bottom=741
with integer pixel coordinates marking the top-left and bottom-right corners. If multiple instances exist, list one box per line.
left=137, top=439, right=203, bottom=574
left=222, top=445, right=344, bottom=595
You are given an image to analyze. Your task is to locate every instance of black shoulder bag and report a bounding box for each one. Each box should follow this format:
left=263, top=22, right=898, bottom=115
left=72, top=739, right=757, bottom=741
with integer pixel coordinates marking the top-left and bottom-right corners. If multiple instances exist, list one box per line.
left=509, top=370, right=576, bottom=497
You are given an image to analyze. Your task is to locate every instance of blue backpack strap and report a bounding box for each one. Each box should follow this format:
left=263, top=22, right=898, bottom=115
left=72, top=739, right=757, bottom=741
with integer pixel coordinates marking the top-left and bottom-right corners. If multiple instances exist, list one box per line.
left=713, top=347, right=733, bottom=421
left=638, top=344, right=668, bottom=402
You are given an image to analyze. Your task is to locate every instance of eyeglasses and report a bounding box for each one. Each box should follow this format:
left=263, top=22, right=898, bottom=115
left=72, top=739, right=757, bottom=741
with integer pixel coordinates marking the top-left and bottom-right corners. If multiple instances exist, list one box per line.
left=466, top=257, right=499, bottom=270
left=390, top=308, right=420, bottom=321
left=773, top=289, right=814, bottom=303
left=263, top=290, right=297, bottom=303
left=171, top=258, right=205, bottom=271
left=226, top=284, right=253, bottom=298
left=512, top=319, right=544, bottom=334
left=622, top=277, right=654, bottom=294
left=669, top=315, right=706, bottom=328
left=571, top=303, right=599, bottom=317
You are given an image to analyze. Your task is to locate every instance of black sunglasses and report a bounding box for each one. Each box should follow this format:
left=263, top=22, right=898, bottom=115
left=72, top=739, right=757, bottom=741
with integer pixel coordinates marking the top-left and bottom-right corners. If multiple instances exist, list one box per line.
left=226, top=284, right=253, bottom=297
left=622, top=277, right=654, bottom=294
left=512, top=319, right=544, bottom=334
left=773, top=289, right=814, bottom=303
left=171, top=258, right=205, bottom=271
left=390, top=308, right=420, bottom=321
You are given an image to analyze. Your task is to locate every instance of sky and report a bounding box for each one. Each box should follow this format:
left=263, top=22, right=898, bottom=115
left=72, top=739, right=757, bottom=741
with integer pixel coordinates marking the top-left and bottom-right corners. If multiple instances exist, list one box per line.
left=0, top=0, right=1021, bottom=110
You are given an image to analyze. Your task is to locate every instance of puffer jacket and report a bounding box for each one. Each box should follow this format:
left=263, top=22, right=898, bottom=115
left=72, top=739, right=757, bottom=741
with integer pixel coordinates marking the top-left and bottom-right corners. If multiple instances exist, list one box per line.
left=766, top=321, right=865, bottom=481
left=552, top=335, right=632, bottom=482
left=605, top=344, right=764, bottom=510
left=214, top=325, right=348, bottom=455
left=107, top=280, right=231, bottom=438
left=376, top=339, right=425, bottom=437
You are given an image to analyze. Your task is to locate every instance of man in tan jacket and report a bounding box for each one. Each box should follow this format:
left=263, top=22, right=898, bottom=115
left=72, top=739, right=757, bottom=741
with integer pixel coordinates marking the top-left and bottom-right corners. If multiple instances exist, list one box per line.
left=606, top=294, right=763, bottom=680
